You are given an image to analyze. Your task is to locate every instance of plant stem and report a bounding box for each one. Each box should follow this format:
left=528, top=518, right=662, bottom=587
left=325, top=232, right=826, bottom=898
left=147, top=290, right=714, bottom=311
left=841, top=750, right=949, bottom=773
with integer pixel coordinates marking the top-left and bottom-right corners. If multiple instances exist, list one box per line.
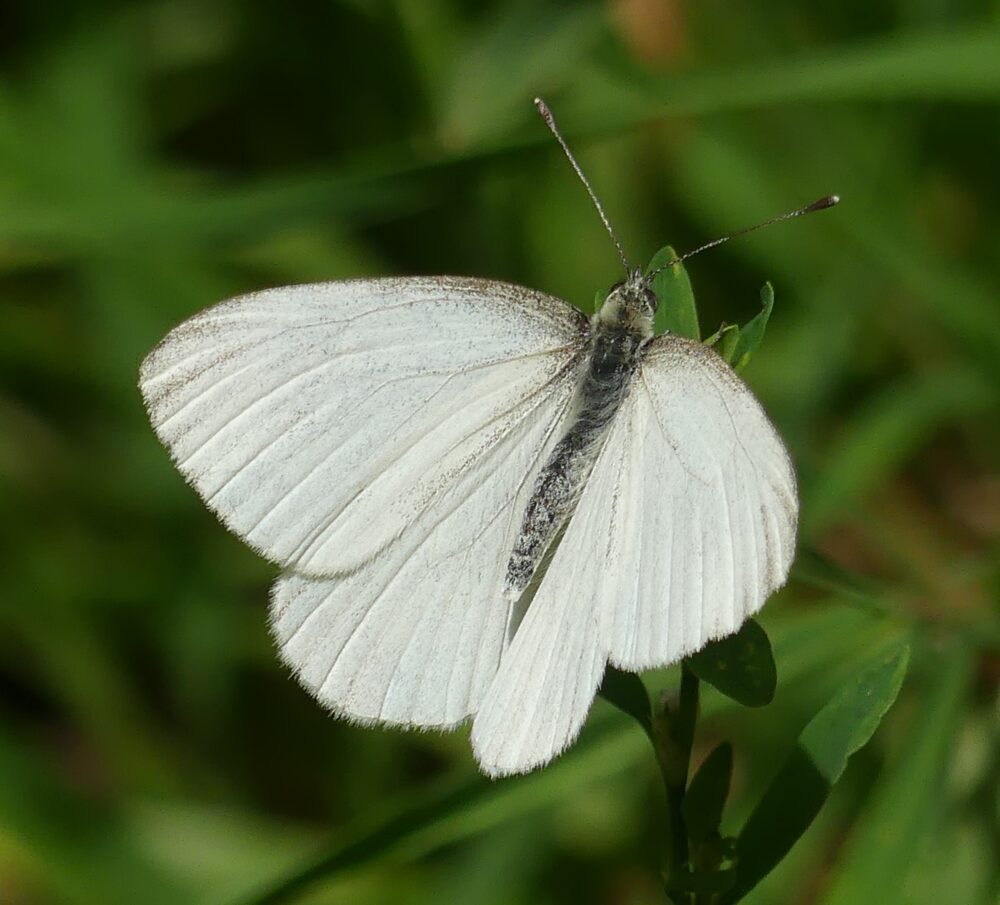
left=655, top=663, right=701, bottom=901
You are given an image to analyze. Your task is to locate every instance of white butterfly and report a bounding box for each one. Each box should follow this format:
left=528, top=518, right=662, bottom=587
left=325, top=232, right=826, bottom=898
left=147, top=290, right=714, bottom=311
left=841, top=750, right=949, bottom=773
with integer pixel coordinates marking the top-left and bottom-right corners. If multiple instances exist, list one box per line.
left=139, top=102, right=813, bottom=777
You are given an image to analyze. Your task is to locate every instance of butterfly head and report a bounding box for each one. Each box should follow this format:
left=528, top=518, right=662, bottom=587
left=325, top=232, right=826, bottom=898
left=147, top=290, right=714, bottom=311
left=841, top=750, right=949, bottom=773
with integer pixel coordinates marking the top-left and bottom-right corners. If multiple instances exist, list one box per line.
left=595, top=269, right=658, bottom=336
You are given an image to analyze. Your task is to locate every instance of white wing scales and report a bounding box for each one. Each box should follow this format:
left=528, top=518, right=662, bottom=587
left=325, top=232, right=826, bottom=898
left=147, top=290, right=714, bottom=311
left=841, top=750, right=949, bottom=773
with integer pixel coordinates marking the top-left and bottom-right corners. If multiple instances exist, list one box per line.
left=269, top=365, right=580, bottom=728
left=140, top=277, right=587, bottom=576
left=470, top=427, right=622, bottom=775
left=471, top=335, right=797, bottom=776
left=606, top=336, right=797, bottom=671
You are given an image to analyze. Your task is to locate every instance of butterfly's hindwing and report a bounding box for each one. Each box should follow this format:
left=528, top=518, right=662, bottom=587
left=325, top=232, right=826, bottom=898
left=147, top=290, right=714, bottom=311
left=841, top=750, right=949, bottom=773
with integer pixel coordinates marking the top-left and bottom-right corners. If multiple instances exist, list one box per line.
left=269, top=351, right=586, bottom=728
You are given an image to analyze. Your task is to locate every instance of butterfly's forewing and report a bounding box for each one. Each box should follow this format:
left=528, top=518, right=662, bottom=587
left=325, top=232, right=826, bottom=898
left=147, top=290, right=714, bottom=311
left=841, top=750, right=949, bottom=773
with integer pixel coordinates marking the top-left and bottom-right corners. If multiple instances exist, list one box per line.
left=140, top=277, right=588, bottom=577
left=471, top=336, right=796, bottom=776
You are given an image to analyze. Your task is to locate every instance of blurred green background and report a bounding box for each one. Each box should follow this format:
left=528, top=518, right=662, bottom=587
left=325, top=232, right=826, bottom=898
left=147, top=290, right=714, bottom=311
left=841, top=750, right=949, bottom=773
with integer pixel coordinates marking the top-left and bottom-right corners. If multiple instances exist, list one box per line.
left=1, top=2, right=997, bottom=903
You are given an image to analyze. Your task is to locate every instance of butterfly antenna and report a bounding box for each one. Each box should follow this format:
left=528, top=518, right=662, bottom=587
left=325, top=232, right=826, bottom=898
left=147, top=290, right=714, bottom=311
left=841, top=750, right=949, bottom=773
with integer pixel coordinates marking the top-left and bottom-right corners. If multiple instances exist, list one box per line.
left=535, top=97, right=631, bottom=274
left=648, top=194, right=840, bottom=278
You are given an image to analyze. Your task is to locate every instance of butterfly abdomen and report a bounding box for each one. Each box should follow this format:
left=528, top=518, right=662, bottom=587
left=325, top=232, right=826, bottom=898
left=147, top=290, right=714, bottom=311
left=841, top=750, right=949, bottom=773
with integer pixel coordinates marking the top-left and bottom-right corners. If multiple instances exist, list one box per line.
left=503, top=323, right=648, bottom=600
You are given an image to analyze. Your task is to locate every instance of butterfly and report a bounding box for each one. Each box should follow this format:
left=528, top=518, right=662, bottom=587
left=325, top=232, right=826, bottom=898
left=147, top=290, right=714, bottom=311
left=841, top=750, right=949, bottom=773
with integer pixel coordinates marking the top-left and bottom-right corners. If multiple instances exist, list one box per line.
left=139, top=100, right=833, bottom=777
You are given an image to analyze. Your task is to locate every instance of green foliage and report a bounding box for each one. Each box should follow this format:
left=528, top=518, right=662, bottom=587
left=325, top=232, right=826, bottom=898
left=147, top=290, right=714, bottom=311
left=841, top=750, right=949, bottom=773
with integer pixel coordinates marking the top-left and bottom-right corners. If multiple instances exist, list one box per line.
left=688, top=620, right=777, bottom=708
left=647, top=246, right=700, bottom=339
left=596, top=624, right=906, bottom=904
left=598, top=666, right=653, bottom=739
left=0, top=4, right=997, bottom=904
left=682, top=742, right=733, bottom=846
left=817, top=647, right=973, bottom=905
left=724, top=641, right=911, bottom=902
left=714, top=283, right=774, bottom=370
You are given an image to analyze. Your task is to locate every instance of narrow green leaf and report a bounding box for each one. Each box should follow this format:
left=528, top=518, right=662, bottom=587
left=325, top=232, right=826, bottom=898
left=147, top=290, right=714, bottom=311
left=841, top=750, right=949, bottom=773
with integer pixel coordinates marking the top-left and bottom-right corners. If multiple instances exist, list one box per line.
left=818, top=648, right=973, bottom=905
left=567, top=27, right=1000, bottom=128
left=598, top=666, right=653, bottom=738
left=715, top=284, right=774, bottom=369
left=704, top=321, right=739, bottom=350
left=647, top=246, right=700, bottom=339
left=688, top=620, right=777, bottom=707
left=683, top=742, right=734, bottom=845
left=734, top=283, right=774, bottom=370
left=723, top=641, right=910, bottom=903
left=798, top=650, right=909, bottom=784
left=716, top=325, right=743, bottom=366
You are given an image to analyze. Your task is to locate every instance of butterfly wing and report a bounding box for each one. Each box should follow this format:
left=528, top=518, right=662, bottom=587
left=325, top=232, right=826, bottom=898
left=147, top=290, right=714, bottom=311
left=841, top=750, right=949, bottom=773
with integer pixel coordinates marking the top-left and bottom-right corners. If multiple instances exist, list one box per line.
left=604, top=335, right=797, bottom=670
left=469, top=431, right=622, bottom=775
left=471, top=335, right=796, bottom=776
left=269, top=352, right=582, bottom=728
left=140, top=277, right=588, bottom=576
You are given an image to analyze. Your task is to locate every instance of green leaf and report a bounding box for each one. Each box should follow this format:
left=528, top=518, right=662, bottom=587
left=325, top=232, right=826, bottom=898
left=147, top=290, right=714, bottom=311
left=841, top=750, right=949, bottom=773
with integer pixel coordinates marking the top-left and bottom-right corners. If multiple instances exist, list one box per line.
left=687, top=619, right=777, bottom=707
left=733, top=283, right=774, bottom=370
left=715, top=283, right=774, bottom=370
left=598, top=666, right=653, bottom=739
left=704, top=321, right=739, bottom=350
left=716, top=324, right=743, bottom=366
left=647, top=246, right=700, bottom=339
left=817, top=648, right=972, bottom=905
left=722, top=641, right=910, bottom=903
left=683, top=742, right=734, bottom=845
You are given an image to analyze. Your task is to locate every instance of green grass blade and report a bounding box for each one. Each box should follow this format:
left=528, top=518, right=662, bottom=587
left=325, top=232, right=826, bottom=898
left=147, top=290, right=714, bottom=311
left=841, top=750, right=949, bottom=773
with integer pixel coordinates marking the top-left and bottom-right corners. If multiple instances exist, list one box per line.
left=567, top=25, right=1000, bottom=130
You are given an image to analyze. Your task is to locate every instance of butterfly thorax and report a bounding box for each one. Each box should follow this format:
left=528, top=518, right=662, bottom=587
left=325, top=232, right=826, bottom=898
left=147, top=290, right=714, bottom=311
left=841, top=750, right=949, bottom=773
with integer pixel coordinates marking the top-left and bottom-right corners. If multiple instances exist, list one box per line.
left=594, top=272, right=658, bottom=337
left=503, top=275, right=658, bottom=601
